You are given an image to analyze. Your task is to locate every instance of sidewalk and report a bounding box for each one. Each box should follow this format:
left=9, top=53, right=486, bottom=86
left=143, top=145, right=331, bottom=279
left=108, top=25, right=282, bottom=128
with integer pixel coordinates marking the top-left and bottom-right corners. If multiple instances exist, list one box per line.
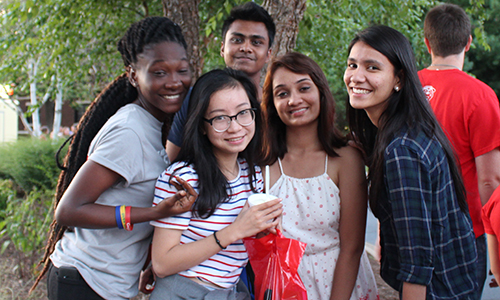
left=365, top=211, right=499, bottom=299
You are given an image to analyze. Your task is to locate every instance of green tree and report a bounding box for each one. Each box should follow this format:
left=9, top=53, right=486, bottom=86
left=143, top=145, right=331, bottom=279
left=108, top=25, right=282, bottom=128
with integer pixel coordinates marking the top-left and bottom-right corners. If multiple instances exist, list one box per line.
left=0, top=0, right=163, bottom=135
left=455, top=0, right=500, bottom=96
left=2, top=0, right=493, bottom=134
left=295, top=0, right=436, bottom=129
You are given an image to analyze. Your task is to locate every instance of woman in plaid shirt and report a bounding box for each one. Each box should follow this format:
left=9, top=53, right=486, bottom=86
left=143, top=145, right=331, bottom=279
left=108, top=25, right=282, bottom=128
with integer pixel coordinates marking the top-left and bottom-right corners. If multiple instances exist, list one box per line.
left=344, top=25, right=478, bottom=299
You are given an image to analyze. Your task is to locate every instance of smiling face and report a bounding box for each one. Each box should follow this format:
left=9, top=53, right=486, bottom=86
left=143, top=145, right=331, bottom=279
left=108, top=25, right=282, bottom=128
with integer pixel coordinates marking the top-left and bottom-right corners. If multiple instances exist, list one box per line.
left=220, top=20, right=271, bottom=79
left=131, top=41, right=192, bottom=121
left=344, top=41, right=401, bottom=126
left=204, top=85, right=256, bottom=160
left=272, top=67, right=320, bottom=128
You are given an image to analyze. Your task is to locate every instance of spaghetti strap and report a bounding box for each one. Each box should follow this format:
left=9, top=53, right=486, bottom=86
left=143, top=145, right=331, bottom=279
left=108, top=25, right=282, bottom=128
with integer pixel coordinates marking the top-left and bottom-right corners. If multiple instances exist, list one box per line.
left=277, top=157, right=285, bottom=176
left=268, top=153, right=378, bottom=300
left=324, top=155, right=328, bottom=174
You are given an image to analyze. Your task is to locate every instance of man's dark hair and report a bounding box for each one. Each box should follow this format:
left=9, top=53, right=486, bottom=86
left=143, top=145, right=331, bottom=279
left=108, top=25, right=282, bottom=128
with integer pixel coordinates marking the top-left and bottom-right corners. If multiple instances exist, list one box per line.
left=424, top=3, right=471, bottom=57
left=221, top=2, right=276, bottom=48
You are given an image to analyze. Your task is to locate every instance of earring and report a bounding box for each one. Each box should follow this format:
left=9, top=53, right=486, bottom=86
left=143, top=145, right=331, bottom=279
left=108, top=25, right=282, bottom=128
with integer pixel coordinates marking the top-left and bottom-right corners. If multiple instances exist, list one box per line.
left=129, top=65, right=137, bottom=87
left=394, top=86, right=400, bottom=92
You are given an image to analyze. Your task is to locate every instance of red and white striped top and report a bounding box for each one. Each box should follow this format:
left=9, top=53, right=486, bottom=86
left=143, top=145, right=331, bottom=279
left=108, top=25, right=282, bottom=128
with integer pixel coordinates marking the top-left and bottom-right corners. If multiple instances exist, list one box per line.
left=151, top=159, right=263, bottom=288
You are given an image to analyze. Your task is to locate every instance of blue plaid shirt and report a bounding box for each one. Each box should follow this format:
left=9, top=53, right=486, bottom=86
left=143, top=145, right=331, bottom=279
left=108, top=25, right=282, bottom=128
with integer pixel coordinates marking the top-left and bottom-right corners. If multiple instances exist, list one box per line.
left=376, top=127, right=478, bottom=299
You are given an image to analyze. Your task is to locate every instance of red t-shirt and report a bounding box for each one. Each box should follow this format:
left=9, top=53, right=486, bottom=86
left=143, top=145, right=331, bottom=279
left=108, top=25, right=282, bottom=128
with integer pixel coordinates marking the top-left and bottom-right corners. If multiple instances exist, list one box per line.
left=482, top=186, right=500, bottom=241
left=419, top=68, right=500, bottom=237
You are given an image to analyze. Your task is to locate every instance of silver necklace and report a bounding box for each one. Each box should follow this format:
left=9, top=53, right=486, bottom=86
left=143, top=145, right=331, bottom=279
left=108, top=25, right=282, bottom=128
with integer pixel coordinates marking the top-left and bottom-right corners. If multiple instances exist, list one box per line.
left=429, top=63, right=460, bottom=70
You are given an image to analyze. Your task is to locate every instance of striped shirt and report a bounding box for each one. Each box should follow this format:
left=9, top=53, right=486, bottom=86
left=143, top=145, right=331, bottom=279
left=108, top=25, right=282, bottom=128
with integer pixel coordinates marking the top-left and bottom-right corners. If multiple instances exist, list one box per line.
left=377, top=127, right=478, bottom=299
left=151, top=159, right=263, bottom=289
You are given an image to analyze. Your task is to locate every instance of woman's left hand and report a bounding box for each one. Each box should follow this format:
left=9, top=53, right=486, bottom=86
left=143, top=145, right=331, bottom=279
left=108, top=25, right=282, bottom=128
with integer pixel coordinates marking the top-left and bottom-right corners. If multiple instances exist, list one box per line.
left=229, top=198, right=283, bottom=240
left=155, top=176, right=198, bottom=217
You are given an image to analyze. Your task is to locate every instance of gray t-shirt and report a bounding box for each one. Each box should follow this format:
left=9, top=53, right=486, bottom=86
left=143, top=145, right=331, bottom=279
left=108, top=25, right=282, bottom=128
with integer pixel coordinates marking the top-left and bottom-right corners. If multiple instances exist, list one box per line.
left=51, top=104, right=169, bottom=299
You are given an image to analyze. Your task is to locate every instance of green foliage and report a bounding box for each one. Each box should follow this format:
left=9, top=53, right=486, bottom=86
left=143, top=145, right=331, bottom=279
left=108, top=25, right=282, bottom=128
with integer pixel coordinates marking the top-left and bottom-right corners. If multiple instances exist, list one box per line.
left=0, top=138, right=64, bottom=192
left=199, top=0, right=248, bottom=72
left=2, top=0, right=498, bottom=126
left=0, top=136, right=62, bottom=279
left=454, top=0, right=500, bottom=96
left=296, top=0, right=438, bottom=130
left=0, top=180, right=15, bottom=216
left=0, top=0, right=163, bottom=103
left=0, top=188, right=53, bottom=256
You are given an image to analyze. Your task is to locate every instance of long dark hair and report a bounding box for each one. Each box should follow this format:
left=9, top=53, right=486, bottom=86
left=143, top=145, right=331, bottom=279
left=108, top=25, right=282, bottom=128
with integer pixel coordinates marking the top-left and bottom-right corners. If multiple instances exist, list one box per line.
left=174, top=68, right=262, bottom=218
left=32, top=16, right=187, bottom=291
left=346, top=25, right=467, bottom=217
left=261, top=52, right=347, bottom=165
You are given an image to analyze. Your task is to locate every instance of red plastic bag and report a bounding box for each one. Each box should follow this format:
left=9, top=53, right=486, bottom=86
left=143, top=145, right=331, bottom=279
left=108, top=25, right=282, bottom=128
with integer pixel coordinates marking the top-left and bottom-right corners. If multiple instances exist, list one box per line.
left=243, top=229, right=308, bottom=300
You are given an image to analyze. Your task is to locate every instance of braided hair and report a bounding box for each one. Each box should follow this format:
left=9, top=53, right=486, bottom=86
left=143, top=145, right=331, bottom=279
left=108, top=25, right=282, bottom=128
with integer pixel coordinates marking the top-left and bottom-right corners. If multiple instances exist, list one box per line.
left=31, top=16, right=187, bottom=292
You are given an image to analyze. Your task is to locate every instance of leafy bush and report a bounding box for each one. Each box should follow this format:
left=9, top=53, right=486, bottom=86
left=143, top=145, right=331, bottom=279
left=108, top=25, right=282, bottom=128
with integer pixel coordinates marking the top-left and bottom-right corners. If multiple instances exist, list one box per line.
left=0, top=188, right=53, bottom=257
left=0, top=179, right=15, bottom=216
left=0, top=138, right=62, bottom=283
left=0, top=138, right=64, bottom=192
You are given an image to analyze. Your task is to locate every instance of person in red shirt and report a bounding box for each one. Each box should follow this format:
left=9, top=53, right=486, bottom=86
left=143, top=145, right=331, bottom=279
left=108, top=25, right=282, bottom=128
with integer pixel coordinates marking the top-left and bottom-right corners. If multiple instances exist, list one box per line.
left=482, top=186, right=500, bottom=287
left=418, top=4, right=500, bottom=297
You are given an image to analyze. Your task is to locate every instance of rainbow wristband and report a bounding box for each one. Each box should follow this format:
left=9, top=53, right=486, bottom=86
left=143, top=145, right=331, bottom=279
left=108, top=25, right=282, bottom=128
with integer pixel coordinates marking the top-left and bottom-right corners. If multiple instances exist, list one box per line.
left=120, top=205, right=126, bottom=230
left=125, top=206, right=133, bottom=231
left=115, top=206, right=124, bottom=229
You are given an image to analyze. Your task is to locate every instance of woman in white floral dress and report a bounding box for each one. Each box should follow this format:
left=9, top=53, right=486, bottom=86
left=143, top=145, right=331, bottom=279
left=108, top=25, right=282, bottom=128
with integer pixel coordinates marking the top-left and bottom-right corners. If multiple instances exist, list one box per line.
left=261, top=52, right=379, bottom=300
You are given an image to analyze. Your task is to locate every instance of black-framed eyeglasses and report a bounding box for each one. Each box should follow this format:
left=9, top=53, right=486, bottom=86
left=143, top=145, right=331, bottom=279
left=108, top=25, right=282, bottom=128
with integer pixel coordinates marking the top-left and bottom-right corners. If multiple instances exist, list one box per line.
left=204, top=108, right=257, bottom=133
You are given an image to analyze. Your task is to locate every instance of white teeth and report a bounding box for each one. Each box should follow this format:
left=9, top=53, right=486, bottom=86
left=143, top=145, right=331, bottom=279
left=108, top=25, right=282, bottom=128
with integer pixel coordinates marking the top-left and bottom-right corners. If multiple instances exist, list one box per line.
left=163, top=95, right=179, bottom=100
left=228, top=137, right=243, bottom=142
left=291, top=108, right=307, bottom=114
left=353, top=88, right=370, bottom=94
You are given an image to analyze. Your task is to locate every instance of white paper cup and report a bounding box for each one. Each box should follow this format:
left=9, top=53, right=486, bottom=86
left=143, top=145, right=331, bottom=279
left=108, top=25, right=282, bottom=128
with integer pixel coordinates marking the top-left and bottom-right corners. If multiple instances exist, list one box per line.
left=247, top=193, right=277, bottom=207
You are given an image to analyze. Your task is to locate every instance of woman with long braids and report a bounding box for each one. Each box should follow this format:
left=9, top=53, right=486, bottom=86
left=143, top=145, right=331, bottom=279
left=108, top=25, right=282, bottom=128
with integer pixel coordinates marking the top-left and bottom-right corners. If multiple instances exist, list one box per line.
left=345, top=25, right=477, bottom=299
left=31, top=17, right=196, bottom=300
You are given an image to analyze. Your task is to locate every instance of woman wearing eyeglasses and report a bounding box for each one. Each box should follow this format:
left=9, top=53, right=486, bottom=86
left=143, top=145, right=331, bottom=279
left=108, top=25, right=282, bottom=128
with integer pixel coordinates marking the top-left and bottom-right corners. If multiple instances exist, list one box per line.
left=148, top=68, right=283, bottom=300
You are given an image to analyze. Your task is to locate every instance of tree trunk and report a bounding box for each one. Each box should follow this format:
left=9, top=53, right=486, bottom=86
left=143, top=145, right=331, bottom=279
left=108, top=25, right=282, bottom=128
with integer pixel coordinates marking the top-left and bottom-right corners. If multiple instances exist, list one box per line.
left=162, top=0, right=202, bottom=79
left=52, top=76, right=63, bottom=140
left=28, top=58, right=41, bottom=137
left=262, top=0, right=307, bottom=57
